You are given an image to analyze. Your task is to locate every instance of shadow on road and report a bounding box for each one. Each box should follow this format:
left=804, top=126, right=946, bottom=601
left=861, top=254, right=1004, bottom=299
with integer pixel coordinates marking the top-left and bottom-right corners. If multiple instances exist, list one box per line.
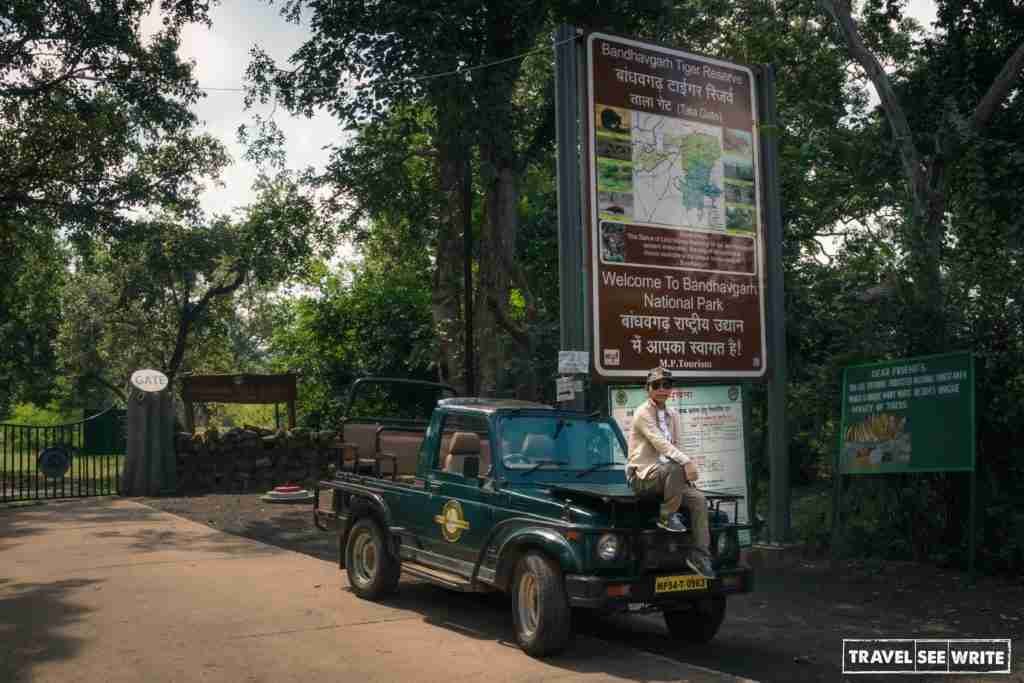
left=0, top=498, right=164, bottom=553
left=0, top=577, right=101, bottom=682
left=362, top=582, right=722, bottom=682
left=145, top=495, right=337, bottom=562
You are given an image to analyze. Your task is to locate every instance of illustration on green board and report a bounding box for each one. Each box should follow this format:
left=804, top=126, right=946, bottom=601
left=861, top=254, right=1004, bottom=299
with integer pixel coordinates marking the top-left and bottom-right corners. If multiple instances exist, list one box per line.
left=843, top=413, right=911, bottom=469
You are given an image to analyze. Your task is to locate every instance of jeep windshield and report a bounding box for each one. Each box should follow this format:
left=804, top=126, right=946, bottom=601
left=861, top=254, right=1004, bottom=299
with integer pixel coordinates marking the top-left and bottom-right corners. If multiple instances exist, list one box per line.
left=498, top=414, right=627, bottom=475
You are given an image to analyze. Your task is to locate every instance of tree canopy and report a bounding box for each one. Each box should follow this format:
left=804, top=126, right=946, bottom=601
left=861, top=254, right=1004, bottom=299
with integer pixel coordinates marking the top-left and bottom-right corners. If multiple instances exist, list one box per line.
left=1, top=0, right=230, bottom=410
left=58, top=171, right=331, bottom=404
left=1, top=0, right=227, bottom=229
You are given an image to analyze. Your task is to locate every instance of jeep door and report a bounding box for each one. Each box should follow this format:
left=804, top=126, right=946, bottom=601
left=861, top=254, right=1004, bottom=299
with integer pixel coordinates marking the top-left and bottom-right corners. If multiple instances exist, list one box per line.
left=421, top=412, right=495, bottom=575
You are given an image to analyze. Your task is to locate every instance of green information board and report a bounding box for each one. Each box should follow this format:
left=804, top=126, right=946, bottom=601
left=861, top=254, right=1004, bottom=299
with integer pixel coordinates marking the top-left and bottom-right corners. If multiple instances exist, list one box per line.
left=839, top=352, right=975, bottom=474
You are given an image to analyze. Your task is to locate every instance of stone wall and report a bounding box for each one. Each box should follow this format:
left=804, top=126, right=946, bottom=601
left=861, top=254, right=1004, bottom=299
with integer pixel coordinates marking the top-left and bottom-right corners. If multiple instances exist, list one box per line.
left=173, top=425, right=339, bottom=493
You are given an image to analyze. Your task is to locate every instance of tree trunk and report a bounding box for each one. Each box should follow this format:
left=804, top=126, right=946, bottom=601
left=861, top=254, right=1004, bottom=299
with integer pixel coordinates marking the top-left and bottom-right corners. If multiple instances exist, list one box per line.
left=433, top=142, right=467, bottom=392
left=909, top=189, right=948, bottom=354
left=467, top=16, right=545, bottom=397
left=476, top=143, right=519, bottom=397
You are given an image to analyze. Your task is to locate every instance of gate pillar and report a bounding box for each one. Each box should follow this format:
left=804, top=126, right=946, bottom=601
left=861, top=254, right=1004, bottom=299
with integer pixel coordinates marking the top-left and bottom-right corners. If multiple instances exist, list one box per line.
left=122, top=390, right=176, bottom=496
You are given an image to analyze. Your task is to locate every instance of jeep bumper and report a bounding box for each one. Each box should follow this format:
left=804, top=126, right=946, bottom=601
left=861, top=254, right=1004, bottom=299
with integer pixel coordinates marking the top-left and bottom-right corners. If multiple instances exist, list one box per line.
left=564, top=565, right=753, bottom=610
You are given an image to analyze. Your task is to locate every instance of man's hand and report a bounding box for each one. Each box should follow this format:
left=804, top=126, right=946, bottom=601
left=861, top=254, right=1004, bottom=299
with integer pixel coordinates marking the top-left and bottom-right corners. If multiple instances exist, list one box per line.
left=684, top=461, right=699, bottom=482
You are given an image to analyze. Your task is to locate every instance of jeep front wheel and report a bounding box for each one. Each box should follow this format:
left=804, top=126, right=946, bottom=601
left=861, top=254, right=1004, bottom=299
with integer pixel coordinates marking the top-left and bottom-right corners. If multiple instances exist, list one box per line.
left=664, top=595, right=726, bottom=643
left=511, top=551, right=572, bottom=657
left=345, top=517, right=400, bottom=599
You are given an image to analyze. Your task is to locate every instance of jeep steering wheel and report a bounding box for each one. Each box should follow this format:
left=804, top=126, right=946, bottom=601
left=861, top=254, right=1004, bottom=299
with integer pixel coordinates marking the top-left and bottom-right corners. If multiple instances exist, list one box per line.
left=585, top=434, right=608, bottom=464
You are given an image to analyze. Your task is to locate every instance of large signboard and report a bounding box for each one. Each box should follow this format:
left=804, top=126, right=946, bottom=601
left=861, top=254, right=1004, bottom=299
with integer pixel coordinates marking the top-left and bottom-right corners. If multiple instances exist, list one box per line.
left=609, top=384, right=751, bottom=544
left=839, top=352, right=975, bottom=474
left=587, top=32, right=767, bottom=379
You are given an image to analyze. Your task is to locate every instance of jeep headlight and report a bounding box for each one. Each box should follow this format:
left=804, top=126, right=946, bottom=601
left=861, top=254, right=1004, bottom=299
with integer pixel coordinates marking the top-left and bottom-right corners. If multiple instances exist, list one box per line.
left=714, top=529, right=739, bottom=564
left=597, top=533, right=621, bottom=561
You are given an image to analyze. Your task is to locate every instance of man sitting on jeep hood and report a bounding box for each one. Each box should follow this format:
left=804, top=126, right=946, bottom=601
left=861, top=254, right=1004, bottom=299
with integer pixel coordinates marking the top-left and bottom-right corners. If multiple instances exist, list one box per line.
left=626, top=366, right=715, bottom=579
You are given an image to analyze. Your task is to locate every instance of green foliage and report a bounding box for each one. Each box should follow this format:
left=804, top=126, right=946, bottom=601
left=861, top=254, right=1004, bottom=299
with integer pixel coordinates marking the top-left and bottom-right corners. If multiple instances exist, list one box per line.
left=204, top=403, right=279, bottom=431
left=347, top=382, right=452, bottom=423
left=0, top=0, right=223, bottom=230
left=504, top=164, right=560, bottom=401
left=0, top=0, right=229, bottom=411
left=0, top=223, right=66, bottom=414
left=2, top=402, right=82, bottom=426
left=268, top=259, right=437, bottom=429
left=57, top=171, right=330, bottom=404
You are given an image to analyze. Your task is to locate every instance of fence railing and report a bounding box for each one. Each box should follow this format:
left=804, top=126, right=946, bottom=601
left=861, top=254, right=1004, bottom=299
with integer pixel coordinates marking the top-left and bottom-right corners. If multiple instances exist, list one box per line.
left=0, top=407, right=124, bottom=503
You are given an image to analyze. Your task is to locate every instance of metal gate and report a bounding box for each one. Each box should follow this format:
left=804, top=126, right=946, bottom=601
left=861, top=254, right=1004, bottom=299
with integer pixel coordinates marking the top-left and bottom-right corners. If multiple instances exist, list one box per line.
left=0, top=407, right=124, bottom=503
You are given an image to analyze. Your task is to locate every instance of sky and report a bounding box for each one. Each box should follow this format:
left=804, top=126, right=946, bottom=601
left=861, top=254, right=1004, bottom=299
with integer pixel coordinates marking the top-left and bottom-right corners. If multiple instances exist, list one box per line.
left=144, top=0, right=940, bottom=219
left=143, top=1, right=339, bottom=218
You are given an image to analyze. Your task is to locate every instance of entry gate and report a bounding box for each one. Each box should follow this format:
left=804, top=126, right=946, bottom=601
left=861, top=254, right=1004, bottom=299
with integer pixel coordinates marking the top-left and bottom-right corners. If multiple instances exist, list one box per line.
left=0, top=407, right=125, bottom=503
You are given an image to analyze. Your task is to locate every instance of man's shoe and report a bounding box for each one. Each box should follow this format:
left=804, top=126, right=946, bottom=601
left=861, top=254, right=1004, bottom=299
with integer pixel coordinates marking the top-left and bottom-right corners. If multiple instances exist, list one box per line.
left=657, top=513, right=688, bottom=533
left=686, top=552, right=716, bottom=579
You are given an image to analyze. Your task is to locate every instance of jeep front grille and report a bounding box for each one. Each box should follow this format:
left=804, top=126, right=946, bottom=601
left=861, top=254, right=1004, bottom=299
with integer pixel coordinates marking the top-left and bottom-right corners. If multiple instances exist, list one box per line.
left=635, top=531, right=692, bottom=570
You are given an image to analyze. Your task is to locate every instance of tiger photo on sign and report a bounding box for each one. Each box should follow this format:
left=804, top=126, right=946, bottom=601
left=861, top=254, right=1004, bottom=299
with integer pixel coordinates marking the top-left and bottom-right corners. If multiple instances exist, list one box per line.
left=844, top=413, right=912, bottom=468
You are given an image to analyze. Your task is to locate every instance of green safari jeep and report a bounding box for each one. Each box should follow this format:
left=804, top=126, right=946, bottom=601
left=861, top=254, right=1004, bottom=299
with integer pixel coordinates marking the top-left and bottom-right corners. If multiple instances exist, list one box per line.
left=315, top=391, right=753, bottom=657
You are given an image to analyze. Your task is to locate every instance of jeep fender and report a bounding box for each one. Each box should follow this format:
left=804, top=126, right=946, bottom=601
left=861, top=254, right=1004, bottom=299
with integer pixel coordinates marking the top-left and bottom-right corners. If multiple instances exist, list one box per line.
left=493, top=527, right=582, bottom=590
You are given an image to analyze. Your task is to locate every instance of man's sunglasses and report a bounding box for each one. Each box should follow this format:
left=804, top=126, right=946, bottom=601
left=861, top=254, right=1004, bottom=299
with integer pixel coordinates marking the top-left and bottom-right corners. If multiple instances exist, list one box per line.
left=649, top=380, right=673, bottom=390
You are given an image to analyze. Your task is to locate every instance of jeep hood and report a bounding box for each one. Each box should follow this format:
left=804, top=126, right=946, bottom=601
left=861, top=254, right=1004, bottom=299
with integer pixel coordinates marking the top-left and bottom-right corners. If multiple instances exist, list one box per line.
left=547, top=482, right=641, bottom=503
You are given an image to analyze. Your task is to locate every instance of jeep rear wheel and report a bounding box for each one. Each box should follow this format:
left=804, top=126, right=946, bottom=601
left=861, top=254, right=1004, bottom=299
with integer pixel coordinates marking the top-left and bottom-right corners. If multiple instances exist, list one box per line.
left=664, top=595, right=726, bottom=643
left=345, top=517, right=400, bottom=599
left=511, top=552, right=572, bottom=657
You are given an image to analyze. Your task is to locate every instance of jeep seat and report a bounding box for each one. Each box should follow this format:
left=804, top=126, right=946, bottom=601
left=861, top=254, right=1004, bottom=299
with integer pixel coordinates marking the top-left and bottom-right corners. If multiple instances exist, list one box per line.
left=444, top=431, right=483, bottom=477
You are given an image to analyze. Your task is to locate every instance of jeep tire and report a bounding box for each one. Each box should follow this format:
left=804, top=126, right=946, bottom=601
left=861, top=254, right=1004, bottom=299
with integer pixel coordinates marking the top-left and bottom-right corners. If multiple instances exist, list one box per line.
left=511, top=551, right=572, bottom=657
left=663, top=595, right=726, bottom=643
left=345, top=517, right=400, bottom=599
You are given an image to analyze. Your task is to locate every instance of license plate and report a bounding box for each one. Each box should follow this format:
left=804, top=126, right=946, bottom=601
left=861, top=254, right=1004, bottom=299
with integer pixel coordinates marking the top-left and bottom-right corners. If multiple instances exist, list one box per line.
left=654, top=574, right=708, bottom=593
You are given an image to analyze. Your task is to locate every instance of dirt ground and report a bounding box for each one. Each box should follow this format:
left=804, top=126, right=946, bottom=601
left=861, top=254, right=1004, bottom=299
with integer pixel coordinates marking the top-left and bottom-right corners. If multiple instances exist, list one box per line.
left=142, top=492, right=1024, bottom=683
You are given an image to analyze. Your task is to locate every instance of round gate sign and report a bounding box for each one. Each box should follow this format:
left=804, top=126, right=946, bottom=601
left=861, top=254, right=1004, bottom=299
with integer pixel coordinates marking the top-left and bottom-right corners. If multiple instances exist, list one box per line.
left=131, top=368, right=169, bottom=392
left=38, top=446, right=72, bottom=479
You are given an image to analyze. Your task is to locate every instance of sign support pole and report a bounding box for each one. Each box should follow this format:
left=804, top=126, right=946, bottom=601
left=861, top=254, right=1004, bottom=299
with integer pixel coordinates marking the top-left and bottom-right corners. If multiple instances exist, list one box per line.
left=968, top=352, right=977, bottom=580
left=759, top=64, right=791, bottom=542
left=968, top=467, right=977, bottom=580
left=555, top=24, right=586, bottom=410
left=831, top=443, right=844, bottom=561
left=742, top=382, right=756, bottom=544
left=831, top=366, right=847, bottom=560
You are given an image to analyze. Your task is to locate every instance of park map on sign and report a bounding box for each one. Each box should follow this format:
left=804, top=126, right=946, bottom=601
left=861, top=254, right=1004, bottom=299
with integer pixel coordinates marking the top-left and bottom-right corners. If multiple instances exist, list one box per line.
left=596, top=108, right=757, bottom=237
left=632, top=114, right=724, bottom=230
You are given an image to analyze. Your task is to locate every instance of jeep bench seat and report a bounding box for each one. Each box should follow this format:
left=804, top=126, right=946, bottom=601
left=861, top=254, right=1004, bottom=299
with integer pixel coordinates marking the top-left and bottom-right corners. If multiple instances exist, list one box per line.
left=338, top=422, right=426, bottom=476
left=338, top=423, right=492, bottom=478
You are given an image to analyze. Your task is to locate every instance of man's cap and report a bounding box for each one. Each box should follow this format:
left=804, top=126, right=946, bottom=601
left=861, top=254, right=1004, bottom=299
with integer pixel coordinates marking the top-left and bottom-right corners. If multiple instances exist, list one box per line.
left=646, top=366, right=673, bottom=385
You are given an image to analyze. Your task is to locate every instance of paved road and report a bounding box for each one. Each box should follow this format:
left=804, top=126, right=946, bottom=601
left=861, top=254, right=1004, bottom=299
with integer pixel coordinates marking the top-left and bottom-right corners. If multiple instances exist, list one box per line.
left=1, top=499, right=753, bottom=683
